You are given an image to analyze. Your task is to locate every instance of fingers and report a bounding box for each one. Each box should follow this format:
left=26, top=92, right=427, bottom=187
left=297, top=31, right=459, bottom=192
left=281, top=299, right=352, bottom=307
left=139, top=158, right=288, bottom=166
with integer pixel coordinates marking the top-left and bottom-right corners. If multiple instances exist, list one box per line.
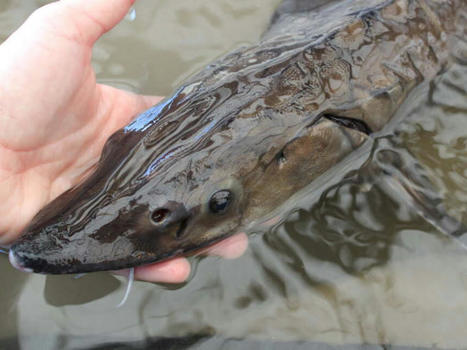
left=134, top=258, right=191, bottom=284
left=115, top=233, right=249, bottom=283
left=60, top=0, right=136, bottom=44
left=27, top=0, right=136, bottom=46
left=114, top=258, right=190, bottom=284
left=202, top=232, right=248, bottom=259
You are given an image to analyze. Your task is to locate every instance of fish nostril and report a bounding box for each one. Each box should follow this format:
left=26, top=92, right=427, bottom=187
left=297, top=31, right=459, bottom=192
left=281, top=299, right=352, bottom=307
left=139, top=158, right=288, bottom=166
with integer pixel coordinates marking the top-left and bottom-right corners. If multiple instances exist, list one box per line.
left=151, top=208, right=171, bottom=224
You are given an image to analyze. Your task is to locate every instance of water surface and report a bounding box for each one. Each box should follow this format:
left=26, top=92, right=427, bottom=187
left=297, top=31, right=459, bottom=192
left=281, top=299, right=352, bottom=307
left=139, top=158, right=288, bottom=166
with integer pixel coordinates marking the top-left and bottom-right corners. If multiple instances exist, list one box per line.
left=1, top=1, right=466, bottom=349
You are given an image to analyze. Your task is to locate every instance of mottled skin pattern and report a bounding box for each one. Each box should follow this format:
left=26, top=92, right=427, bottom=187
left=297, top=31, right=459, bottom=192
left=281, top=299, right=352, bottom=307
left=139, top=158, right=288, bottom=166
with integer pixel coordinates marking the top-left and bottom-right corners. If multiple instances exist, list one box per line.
left=11, top=0, right=466, bottom=273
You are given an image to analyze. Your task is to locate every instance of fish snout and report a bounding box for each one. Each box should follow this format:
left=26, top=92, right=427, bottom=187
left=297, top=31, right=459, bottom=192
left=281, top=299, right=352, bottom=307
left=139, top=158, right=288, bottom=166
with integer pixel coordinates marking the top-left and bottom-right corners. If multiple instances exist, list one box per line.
left=9, top=249, right=33, bottom=273
left=9, top=231, right=63, bottom=274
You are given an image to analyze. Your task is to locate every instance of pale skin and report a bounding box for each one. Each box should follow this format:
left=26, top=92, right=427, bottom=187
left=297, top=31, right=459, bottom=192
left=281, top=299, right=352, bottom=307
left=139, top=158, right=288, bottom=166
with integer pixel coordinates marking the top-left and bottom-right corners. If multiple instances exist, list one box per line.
left=0, top=0, right=247, bottom=282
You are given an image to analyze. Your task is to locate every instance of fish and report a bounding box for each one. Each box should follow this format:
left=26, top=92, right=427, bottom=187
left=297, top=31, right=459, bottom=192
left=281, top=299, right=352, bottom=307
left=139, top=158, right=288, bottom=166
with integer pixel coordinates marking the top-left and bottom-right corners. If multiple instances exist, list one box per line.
left=9, top=0, right=466, bottom=274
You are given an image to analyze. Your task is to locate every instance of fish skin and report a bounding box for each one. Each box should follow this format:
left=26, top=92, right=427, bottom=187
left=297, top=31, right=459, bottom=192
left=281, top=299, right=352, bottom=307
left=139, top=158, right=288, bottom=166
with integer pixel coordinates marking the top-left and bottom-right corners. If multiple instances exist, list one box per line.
left=10, top=0, right=466, bottom=274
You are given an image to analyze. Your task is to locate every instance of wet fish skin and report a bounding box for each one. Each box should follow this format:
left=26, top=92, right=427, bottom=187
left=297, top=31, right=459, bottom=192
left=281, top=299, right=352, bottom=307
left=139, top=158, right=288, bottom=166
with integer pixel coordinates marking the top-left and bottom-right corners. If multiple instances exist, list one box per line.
left=10, top=0, right=465, bottom=273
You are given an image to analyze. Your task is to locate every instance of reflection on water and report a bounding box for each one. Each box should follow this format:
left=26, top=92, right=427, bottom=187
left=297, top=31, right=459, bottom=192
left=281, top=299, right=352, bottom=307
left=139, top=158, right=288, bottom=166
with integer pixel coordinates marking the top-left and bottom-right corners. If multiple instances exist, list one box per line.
left=1, top=1, right=466, bottom=349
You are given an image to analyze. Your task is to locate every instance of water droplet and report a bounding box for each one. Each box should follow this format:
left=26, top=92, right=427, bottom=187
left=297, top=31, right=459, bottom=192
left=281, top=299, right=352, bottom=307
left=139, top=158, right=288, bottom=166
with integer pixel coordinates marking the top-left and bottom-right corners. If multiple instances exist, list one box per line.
left=126, top=7, right=136, bottom=22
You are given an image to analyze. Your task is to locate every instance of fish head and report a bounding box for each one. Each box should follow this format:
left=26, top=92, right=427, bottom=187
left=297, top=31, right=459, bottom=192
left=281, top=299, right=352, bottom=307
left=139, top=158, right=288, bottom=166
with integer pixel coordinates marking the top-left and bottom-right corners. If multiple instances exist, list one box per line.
left=9, top=89, right=254, bottom=274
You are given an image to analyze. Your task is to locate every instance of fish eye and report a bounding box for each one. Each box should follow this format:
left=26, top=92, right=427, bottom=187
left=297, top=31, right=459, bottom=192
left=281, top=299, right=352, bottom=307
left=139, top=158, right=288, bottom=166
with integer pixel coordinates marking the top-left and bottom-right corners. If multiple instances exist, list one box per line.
left=209, top=190, right=233, bottom=215
left=151, top=208, right=170, bottom=224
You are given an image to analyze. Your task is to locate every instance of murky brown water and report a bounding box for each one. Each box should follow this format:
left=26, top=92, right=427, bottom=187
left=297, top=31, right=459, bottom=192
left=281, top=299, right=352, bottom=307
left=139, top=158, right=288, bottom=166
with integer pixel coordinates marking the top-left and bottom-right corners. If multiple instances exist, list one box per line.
left=1, top=1, right=466, bottom=349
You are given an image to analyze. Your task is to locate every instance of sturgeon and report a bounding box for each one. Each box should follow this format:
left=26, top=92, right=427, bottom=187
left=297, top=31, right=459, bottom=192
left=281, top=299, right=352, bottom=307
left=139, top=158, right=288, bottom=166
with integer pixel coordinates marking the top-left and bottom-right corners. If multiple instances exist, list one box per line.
left=9, top=0, right=466, bottom=273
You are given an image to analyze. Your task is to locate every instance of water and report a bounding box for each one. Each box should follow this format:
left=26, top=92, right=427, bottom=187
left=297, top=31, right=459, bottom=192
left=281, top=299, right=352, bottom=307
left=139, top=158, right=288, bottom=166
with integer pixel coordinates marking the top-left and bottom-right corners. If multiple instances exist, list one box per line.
left=1, top=1, right=466, bottom=349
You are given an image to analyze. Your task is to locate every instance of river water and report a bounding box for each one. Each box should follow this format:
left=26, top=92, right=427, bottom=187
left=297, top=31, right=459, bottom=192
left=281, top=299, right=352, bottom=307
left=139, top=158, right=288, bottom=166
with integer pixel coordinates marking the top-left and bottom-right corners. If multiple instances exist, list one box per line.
left=1, top=1, right=466, bottom=349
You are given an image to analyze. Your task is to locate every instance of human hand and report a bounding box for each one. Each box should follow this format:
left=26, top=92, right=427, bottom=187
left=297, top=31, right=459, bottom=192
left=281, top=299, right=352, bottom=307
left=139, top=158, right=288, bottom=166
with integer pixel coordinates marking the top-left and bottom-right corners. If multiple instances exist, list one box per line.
left=0, top=0, right=247, bottom=282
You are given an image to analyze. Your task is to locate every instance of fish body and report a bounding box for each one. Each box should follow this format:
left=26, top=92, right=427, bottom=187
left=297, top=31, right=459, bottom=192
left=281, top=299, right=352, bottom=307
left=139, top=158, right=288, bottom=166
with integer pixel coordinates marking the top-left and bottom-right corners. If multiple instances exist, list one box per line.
left=10, top=0, right=466, bottom=273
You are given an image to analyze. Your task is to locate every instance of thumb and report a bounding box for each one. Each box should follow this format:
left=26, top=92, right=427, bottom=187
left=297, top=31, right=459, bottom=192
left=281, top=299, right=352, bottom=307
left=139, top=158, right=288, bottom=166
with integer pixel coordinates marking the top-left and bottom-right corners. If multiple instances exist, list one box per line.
left=26, top=0, right=136, bottom=46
